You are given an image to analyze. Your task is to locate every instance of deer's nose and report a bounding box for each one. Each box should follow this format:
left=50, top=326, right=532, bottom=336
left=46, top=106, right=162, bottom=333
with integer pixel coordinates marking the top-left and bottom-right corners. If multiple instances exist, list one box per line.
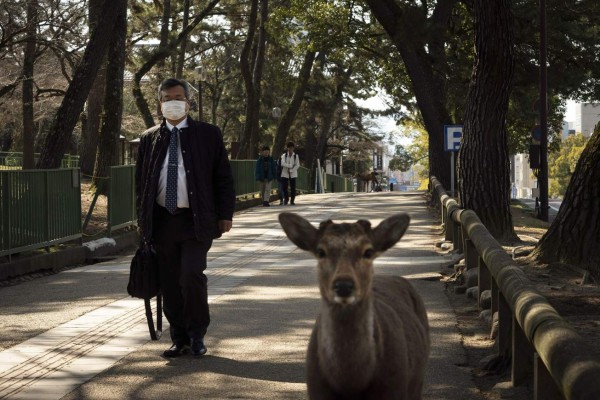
left=333, top=279, right=355, bottom=297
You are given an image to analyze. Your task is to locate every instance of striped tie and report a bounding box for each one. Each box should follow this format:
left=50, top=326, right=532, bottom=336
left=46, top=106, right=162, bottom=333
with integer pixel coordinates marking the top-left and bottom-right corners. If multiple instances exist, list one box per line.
left=165, top=127, right=179, bottom=214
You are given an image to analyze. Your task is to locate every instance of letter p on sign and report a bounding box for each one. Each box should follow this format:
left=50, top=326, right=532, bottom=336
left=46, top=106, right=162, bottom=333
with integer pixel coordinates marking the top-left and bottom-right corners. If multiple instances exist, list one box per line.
left=444, top=125, right=463, bottom=152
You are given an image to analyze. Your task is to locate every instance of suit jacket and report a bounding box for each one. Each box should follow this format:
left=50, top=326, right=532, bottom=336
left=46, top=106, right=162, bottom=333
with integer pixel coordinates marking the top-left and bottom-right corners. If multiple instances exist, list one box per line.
left=135, top=117, right=235, bottom=242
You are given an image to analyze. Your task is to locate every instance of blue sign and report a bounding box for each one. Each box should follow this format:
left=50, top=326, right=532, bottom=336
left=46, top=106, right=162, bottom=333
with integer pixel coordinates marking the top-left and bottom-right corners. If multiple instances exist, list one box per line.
left=444, top=125, right=463, bottom=152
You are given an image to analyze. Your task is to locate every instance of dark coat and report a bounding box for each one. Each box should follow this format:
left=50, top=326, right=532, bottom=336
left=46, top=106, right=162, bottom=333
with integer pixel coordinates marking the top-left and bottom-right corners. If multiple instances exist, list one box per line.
left=135, top=117, right=235, bottom=242
left=254, top=156, right=277, bottom=181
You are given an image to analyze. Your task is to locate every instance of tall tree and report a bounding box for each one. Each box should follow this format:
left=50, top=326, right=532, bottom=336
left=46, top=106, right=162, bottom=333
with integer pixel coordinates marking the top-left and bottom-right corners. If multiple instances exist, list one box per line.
left=364, top=0, right=455, bottom=189
left=36, top=0, right=125, bottom=169
left=457, top=0, right=516, bottom=242
left=22, top=0, right=38, bottom=169
left=531, top=122, right=600, bottom=274
left=131, top=0, right=221, bottom=128
left=92, top=0, right=127, bottom=191
left=80, top=0, right=107, bottom=176
left=238, top=0, right=269, bottom=159
left=272, top=50, right=316, bottom=158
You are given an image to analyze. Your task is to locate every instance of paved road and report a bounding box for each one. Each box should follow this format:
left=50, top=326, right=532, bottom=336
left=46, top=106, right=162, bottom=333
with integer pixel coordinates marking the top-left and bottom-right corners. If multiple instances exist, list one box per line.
left=516, top=197, right=562, bottom=223
left=0, top=191, right=483, bottom=400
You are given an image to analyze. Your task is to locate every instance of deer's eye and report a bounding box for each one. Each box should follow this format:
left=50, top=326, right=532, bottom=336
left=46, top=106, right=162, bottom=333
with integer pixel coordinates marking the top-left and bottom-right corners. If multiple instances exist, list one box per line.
left=316, top=248, right=326, bottom=258
left=363, top=248, right=374, bottom=259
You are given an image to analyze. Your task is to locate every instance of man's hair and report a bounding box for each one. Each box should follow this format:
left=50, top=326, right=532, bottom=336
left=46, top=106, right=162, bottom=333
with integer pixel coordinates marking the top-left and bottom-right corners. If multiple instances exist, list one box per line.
left=262, top=145, right=270, bottom=151
left=158, top=78, right=190, bottom=102
left=286, top=142, right=295, bottom=148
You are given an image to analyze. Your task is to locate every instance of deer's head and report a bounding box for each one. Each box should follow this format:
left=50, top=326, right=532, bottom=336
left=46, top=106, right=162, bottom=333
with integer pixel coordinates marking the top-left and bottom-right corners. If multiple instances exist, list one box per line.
left=279, top=213, right=410, bottom=306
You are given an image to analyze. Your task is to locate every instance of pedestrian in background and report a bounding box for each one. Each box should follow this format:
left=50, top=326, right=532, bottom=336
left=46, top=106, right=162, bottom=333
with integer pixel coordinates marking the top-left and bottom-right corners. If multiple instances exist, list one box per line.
left=280, top=142, right=300, bottom=205
left=276, top=156, right=284, bottom=205
left=254, top=145, right=277, bottom=207
left=135, top=78, right=235, bottom=358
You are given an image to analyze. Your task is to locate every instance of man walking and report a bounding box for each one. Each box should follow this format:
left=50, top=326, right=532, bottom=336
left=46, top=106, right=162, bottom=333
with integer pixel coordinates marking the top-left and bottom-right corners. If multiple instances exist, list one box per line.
left=135, top=78, right=235, bottom=358
left=254, top=145, right=277, bottom=206
left=280, top=142, right=300, bottom=205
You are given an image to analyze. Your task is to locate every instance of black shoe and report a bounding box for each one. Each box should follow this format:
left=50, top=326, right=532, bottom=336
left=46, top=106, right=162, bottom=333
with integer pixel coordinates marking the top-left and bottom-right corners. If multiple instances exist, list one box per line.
left=263, top=201, right=270, bottom=207
left=279, top=201, right=283, bottom=205
left=162, top=343, right=189, bottom=358
left=284, top=200, right=288, bottom=205
left=191, top=338, right=207, bottom=356
left=290, top=201, right=295, bottom=205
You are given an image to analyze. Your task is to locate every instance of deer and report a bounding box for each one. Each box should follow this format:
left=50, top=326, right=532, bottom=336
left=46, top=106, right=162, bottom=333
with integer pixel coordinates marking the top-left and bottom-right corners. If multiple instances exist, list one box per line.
left=278, top=212, right=430, bottom=400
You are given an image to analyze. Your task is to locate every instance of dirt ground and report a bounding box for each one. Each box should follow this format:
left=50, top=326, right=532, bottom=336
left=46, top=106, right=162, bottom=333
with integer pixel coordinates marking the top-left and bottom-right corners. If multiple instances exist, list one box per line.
left=81, top=180, right=110, bottom=241
left=437, top=202, right=600, bottom=399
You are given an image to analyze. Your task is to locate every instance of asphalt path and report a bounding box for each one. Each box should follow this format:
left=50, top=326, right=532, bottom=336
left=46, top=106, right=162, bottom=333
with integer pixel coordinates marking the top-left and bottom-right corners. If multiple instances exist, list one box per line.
left=0, top=191, right=484, bottom=400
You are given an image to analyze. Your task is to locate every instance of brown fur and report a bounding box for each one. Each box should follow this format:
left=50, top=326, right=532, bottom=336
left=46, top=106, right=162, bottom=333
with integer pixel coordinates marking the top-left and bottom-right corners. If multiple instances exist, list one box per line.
left=279, top=213, right=430, bottom=400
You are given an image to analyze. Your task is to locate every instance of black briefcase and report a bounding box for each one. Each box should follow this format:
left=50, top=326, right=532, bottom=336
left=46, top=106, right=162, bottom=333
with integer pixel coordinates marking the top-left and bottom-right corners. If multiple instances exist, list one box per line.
left=127, top=241, right=162, bottom=340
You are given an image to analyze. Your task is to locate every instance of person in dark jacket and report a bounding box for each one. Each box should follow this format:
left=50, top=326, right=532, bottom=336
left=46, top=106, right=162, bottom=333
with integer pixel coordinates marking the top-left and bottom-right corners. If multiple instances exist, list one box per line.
left=254, top=145, right=277, bottom=206
left=135, top=78, right=235, bottom=358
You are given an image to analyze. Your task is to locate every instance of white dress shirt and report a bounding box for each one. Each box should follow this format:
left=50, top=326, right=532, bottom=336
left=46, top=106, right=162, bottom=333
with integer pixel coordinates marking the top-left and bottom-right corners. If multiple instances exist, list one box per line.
left=156, top=120, right=190, bottom=209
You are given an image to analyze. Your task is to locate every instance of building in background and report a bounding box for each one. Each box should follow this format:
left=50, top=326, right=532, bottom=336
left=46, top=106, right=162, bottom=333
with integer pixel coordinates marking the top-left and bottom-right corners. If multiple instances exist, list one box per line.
left=571, top=103, right=600, bottom=137
left=511, top=102, right=599, bottom=199
left=511, top=154, right=537, bottom=198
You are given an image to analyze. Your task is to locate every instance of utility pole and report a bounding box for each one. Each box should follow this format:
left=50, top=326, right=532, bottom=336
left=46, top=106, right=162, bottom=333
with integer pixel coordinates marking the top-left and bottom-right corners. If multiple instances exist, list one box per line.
left=539, top=0, right=549, bottom=222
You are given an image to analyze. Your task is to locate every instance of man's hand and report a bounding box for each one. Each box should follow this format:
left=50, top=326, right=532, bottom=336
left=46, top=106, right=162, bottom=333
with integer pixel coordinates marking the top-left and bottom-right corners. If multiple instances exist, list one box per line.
left=218, top=220, right=233, bottom=233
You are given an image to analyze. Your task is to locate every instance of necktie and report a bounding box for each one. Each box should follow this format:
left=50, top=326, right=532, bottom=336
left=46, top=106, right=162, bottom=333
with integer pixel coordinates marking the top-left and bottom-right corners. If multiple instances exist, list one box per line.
left=165, top=127, right=179, bottom=214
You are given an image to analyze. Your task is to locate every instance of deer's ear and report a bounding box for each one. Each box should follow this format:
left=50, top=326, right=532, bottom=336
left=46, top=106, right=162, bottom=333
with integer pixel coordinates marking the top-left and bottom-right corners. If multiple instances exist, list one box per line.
left=279, top=212, right=319, bottom=251
left=371, top=213, right=410, bottom=252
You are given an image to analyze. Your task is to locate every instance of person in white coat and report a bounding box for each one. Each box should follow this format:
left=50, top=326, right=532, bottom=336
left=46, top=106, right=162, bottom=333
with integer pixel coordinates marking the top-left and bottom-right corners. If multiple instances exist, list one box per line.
left=280, top=142, right=300, bottom=205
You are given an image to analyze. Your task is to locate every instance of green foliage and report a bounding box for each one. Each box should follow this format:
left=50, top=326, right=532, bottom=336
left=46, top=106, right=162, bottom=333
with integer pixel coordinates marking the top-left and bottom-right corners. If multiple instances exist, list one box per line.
left=548, top=133, right=589, bottom=197
left=388, top=144, right=412, bottom=172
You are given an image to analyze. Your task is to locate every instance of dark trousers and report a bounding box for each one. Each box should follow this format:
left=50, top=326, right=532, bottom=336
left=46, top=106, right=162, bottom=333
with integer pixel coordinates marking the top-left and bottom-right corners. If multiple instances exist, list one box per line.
left=281, top=177, right=296, bottom=204
left=153, top=205, right=213, bottom=345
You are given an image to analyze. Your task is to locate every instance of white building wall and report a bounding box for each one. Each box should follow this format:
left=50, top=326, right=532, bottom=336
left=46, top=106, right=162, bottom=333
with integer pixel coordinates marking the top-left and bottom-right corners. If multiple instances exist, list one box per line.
left=573, top=103, right=600, bottom=137
left=513, top=154, right=538, bottom=198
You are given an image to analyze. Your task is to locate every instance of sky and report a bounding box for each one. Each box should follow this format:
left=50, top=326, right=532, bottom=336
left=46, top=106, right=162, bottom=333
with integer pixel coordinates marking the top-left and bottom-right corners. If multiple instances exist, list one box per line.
left=354, top=95, right=412, bottom=148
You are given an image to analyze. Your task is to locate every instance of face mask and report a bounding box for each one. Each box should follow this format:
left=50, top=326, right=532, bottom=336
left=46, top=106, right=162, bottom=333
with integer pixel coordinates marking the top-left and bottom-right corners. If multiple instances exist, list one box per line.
left=161, top=100, right=188, bottom=120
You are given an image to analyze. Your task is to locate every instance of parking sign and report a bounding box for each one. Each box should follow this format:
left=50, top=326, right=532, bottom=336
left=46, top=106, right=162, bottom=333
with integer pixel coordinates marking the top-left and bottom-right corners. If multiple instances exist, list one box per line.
left=444, top=125, right=463, bottom=152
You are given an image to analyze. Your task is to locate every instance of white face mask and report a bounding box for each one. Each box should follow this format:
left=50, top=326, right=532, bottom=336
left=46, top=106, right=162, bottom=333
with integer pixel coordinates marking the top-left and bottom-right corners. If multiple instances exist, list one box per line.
left=161, top=100, right=188, bottom=120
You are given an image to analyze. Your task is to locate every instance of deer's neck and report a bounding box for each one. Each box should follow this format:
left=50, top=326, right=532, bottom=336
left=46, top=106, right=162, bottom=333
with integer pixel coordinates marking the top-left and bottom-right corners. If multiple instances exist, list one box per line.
left=318, top=298, right=379, bottom=389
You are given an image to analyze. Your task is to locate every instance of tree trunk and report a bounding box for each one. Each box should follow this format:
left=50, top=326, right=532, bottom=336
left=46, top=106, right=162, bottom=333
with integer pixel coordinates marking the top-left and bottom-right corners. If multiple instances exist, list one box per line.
left=175, top=0, right=190, bottom=79
left=238, top=0, right=260, bottom=159
left=132, top=0, right=221, bottom=129
left=531, top=122, right=600, bottom=273
left=22, top=0, right=38, bottom=170
left=36, top=1, right=122, bottom=169
left=80, top=0, right=107, bottom=176
left=457, top=0, right=517, bottom=242
left=92, top=0, right=127, bottom=193
left=364, top=0, right=454, bottom=188
left=272, top=50, right=316, bottom=159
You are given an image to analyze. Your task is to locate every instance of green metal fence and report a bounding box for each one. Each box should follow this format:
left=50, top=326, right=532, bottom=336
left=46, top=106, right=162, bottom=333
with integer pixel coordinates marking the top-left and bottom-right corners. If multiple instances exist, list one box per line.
left=230, top=160, right=261, bottom=199
left=230, top=160, right=314, bottom=198
left=108, top=165, right=136, bottom=236
left=0, top=152, right=80, bottom=170
left=0, top=169, right=81, bottom=259
left=325, top=173, right=354, bottom=193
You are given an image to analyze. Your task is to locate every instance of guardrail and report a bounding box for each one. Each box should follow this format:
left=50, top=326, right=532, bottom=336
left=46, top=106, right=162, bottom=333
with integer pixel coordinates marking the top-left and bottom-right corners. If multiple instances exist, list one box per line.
left=0, top=169, right=82, bottom=260
left=430, top=175, right=600, bottom=400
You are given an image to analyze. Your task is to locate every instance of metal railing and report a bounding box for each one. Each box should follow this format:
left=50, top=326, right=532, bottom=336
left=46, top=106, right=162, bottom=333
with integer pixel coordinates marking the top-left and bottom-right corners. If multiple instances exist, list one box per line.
left=230, top=160, right=316, bottom=199
left=0, top=169, right=82, bottom=260
left=108, top=165, right=136, bottom=236
left=325, top=173, right=354, bottom=193
left=430, top=176, right=600, bottom=400
left=0, top=161, right=353, bottom=257
left=0, top=152, right=79, bottom=170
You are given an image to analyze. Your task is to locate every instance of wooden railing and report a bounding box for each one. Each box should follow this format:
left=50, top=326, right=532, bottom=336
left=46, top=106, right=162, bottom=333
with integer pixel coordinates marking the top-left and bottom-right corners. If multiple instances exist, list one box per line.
left=430, top=176, right=600, bottom=400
